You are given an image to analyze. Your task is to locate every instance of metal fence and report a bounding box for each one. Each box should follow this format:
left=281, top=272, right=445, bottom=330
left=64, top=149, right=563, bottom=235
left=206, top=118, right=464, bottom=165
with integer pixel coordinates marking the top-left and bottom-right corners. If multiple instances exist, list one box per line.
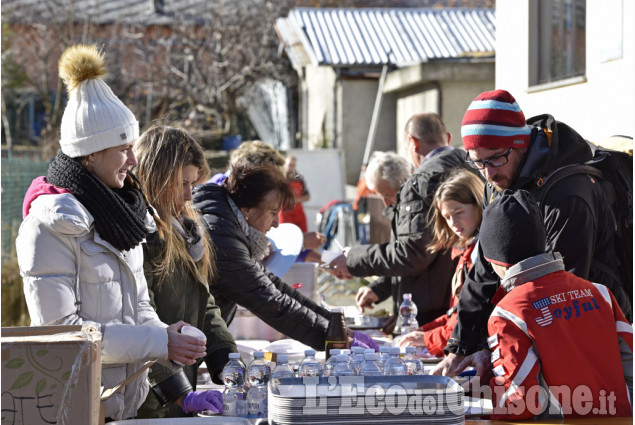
left=1, top=157, right=49, bottom=262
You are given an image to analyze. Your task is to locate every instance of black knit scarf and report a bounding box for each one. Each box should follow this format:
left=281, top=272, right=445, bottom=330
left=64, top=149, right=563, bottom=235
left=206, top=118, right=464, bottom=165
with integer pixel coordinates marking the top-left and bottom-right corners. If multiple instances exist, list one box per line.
left=47, top=150, right=151, bottom=252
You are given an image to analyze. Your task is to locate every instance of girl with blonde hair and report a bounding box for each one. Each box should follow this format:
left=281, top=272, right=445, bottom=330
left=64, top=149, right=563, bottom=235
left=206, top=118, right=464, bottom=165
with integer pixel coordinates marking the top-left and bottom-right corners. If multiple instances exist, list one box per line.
left=399, top=168, right=484, bottom=355
left=134, top=125, right=237, bottom=418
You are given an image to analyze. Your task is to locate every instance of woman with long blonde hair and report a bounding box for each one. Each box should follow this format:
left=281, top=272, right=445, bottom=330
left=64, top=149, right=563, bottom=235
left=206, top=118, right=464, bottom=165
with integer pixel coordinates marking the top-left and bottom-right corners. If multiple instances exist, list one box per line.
left=134, top=125, right=237, bottom=418
left=399, top=169, right=484, bottom=355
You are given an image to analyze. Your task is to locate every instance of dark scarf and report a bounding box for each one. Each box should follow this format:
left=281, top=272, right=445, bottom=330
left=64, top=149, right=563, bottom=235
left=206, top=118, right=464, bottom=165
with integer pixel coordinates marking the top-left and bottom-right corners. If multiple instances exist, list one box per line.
left=47, top=150, right=151, bottom=252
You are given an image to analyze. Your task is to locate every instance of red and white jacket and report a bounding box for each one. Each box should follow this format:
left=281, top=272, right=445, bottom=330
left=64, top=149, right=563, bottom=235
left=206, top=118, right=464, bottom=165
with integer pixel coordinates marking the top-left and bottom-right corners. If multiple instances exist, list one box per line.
left=423, top=238, right=478, bottom=356
left=487, top=253, right=632, bottom=420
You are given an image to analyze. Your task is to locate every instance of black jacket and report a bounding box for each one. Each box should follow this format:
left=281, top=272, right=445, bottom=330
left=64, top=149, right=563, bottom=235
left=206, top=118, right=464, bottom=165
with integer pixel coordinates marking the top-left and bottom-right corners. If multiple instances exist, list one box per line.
left=346, top=148, right=467, bottom=325
left=447, top=115, right=633, bottom=356
left=192, top=183, right=331, bottom=351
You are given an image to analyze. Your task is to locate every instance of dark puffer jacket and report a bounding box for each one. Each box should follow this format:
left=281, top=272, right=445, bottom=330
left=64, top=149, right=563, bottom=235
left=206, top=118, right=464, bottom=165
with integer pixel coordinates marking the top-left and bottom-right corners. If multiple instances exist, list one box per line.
left=192, top=183, right=331, bottom=350
left=346, top=148, right=467, bottom=325
left=447, top=115, right=633, bottom=356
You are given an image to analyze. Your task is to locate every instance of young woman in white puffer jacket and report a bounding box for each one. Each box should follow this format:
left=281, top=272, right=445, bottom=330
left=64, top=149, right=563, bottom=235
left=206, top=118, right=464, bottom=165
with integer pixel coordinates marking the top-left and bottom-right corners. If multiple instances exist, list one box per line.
left=15, top=44, right=206, bottom=421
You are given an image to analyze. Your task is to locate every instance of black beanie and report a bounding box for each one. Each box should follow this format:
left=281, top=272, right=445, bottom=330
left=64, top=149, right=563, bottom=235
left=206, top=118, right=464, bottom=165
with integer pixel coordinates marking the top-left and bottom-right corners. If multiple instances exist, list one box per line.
left=480, top=189, right=546, bottom=267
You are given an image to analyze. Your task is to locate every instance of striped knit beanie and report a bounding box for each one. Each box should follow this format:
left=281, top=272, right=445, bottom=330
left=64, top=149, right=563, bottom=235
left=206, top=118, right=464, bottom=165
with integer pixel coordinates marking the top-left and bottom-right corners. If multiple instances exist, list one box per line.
left=461, top=90, right=532, bottom=150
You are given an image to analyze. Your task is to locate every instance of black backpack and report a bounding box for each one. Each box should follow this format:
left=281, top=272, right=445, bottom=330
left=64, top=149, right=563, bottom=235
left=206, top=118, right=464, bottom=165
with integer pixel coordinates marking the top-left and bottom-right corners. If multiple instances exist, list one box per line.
left=535, top=141, right=633, bottom=308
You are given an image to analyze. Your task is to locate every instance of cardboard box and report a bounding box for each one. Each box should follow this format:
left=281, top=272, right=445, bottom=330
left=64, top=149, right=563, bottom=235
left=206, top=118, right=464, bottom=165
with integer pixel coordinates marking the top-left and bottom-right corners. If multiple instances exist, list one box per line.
left=1, top=324, right=102, bottom=425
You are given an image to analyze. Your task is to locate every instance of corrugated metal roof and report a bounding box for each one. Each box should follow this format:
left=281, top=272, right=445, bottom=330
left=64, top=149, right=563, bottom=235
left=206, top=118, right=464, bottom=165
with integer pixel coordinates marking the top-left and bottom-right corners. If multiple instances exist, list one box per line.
left=278, top=7, right=495, bottom=67
left=1, top=0, right=210, bottom=25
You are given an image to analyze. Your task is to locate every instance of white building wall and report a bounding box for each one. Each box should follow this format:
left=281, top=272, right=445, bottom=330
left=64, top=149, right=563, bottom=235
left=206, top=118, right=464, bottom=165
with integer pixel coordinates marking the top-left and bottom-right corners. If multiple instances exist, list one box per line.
left=496, top=0, right=634, bottom=142
left=340, top=78, right=397, bottom=184
left=395, top=88, right=439, bottom=157
left=440, top=81, right=496, bottom=148
left=303, top=66, right=337, bottom=148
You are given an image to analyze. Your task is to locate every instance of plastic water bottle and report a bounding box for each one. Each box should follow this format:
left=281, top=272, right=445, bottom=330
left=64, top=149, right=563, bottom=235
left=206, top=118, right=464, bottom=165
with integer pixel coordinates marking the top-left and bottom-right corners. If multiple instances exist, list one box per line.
left=399, top=293, right=419, bottom=335
left=360, top=352, right=382, bottom=376
left=340, top=348, right=353, bottom=369
left=246, top=351, right=270, bottom=419
left=331, top=354, right=354, bottom=377
left=350, top=347, right=365, bottom=375
left=222, top=353, right=247, bottom=417
left=377, top=346, right=391, bottom=373
left=247, top=384, right=267, bottom=419
left=247, top=351, right=271, bottom=386
left=383, top=347, right=406, bottom=376
left=271, top=354, right=295, bottom=380
left=299, top=349, right=323, bottom=377
left=403, top=346, right=424, bottom=375
left=323, top=349, right=341, bottom=377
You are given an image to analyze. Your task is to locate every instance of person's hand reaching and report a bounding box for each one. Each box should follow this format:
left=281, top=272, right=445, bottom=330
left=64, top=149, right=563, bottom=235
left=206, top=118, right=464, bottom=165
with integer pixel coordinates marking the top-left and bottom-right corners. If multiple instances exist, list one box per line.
left=355, top=286, right=379, bottom=313
left=327, top=254, right=353, bottom=280
left=351, top=331, right=380, bottom=351
left=181, top=390, right=223, bottom=414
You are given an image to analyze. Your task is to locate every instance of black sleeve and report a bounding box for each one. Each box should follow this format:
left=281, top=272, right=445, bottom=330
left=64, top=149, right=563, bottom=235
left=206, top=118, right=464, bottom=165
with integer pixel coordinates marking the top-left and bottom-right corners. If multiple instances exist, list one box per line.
left=202, top=293, right=238, bottom=385
left=368, top=276, right=393, bottom=302
left=345, top=174, right=439, bottom=278
left=212, top=228, right=330, bottom=351
left=149, top=369, right=193, bottom=407
left=444, top=244, right=498, bottom=356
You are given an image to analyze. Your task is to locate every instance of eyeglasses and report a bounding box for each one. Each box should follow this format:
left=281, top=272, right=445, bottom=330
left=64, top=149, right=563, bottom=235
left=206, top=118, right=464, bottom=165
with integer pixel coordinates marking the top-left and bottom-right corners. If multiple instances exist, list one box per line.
left=465, top=148, right=513, bottom=170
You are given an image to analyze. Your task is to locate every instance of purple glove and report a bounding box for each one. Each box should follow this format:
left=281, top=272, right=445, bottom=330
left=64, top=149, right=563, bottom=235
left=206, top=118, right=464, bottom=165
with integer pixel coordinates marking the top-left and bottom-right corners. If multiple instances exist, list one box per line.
left=182, top=390, right=223, bottom=414
left=352, top=331, right=380, bottom=351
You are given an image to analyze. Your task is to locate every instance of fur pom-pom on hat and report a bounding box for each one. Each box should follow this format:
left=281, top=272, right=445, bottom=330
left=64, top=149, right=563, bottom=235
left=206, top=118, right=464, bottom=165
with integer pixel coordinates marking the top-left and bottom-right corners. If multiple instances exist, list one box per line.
left=58, top=44, right=139, bottom=158
left=59, top=45, right=107, bottom=92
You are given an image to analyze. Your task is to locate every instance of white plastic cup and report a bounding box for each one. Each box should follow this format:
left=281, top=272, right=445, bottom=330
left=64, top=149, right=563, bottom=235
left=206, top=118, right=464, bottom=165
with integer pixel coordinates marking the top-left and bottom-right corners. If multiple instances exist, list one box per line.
left=181, top=325, right=207, bottom=343
left=173, top=326, right=207, bottom=366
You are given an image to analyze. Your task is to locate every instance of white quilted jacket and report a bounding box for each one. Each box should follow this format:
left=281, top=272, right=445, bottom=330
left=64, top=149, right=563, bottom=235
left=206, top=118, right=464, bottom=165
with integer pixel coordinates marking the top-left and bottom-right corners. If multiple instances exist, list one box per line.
left=16, top=192, right=169, bottom=420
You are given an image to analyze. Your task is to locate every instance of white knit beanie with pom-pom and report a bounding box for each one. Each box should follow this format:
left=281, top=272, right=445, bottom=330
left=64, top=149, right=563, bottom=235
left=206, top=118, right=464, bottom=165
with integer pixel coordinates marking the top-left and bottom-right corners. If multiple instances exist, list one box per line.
left=58, top=44, right=139, bottom=157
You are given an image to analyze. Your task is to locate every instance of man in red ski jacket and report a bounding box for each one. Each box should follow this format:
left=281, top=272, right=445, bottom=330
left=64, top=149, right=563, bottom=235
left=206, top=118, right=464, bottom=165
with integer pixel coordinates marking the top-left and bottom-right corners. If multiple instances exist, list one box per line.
left=478, top=190, right=632, bottom=420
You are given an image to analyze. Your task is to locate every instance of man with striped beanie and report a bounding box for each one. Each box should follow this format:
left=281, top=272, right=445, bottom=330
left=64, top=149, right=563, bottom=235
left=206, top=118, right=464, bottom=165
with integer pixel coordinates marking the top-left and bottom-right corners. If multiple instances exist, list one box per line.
left=461, top=89, right=533, bottom=192
left=432, top=89, right=631, bottom=380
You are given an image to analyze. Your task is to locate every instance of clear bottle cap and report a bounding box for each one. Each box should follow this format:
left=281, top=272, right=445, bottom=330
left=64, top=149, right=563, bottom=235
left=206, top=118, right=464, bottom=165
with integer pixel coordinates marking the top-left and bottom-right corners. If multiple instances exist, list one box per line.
left=277, top=354, right=288, bottom=363
left=304, top=349, right=316, bottom=356
left=403, top=293, right=412, bottom=300
left=364, top=352, right=377, bottom=360
left=329, top=349, right=341, bottom=356
left=253, top=351, right=265, bottom=358
left=229, top=353, right=240, bottom=359
left=405, top=346, right=416, bottom=353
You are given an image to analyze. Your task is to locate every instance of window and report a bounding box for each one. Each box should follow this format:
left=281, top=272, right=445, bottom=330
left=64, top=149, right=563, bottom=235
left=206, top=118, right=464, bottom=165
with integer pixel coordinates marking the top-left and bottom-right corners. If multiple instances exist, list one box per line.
left=529, top=0, right=586, bottom=87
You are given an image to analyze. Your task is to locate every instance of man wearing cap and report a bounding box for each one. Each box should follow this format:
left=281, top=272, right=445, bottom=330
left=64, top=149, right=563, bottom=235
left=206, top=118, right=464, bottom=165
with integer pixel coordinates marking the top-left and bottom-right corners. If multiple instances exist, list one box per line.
left=433, top=89, right=631, bottom=378
left=480, top=190, right=632, bottom=420
left=329, top=113, right=467, bottom=327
